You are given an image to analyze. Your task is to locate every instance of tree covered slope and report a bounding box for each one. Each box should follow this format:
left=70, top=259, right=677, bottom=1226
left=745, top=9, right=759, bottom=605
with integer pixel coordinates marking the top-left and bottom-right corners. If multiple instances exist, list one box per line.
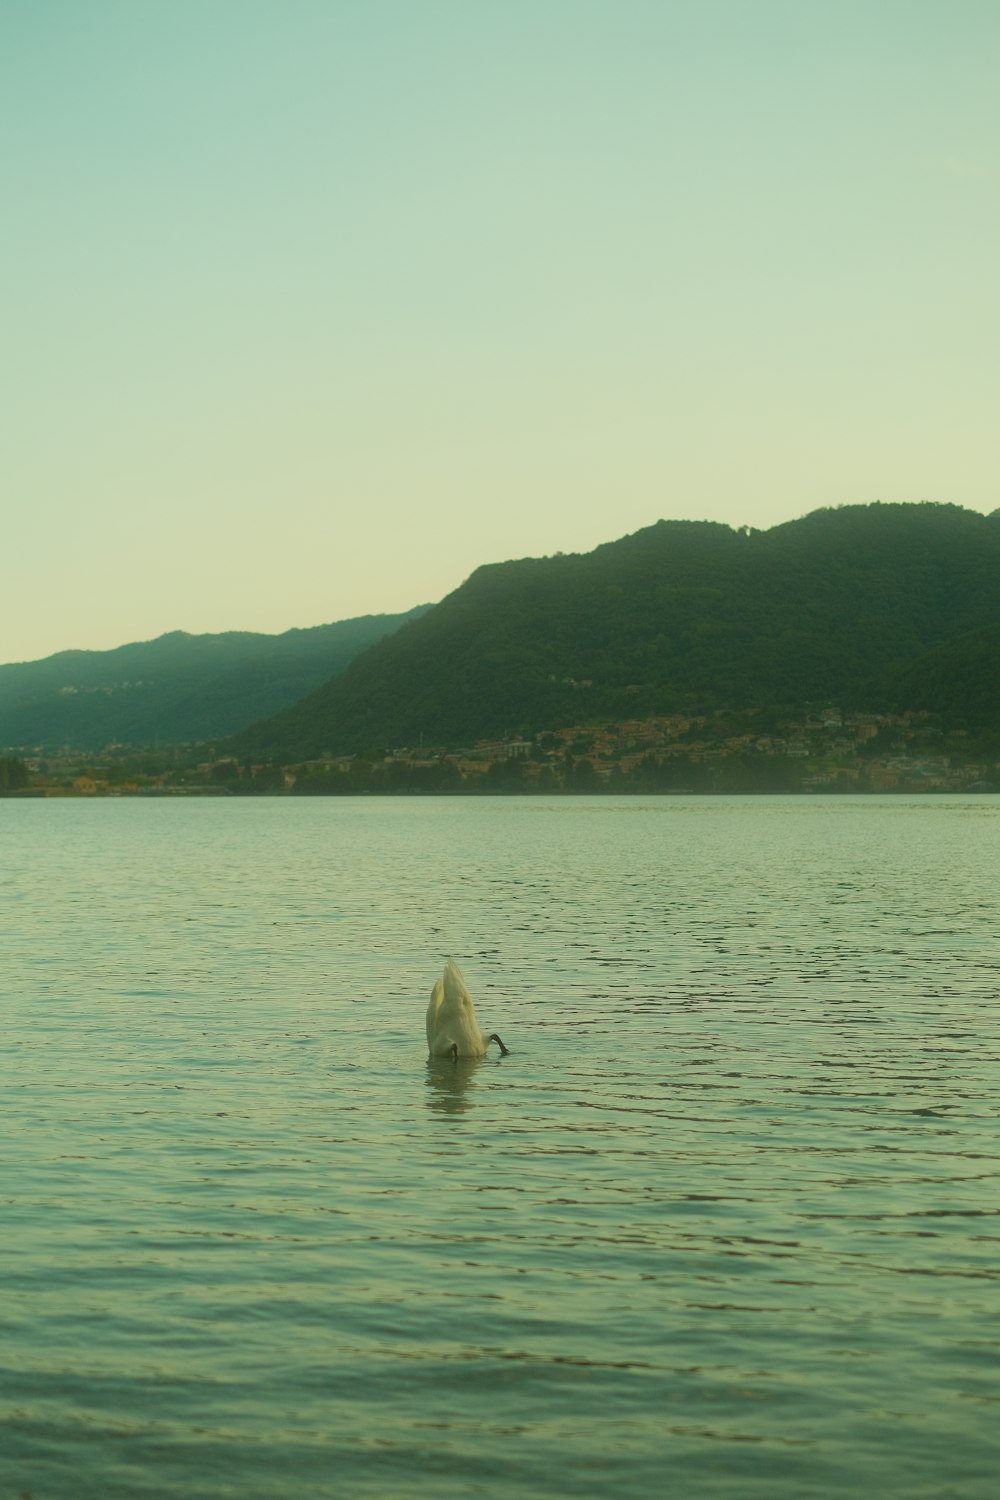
left=229, top=503, right=1000, bottom=760
left=0, top=608, right=430, bottom=750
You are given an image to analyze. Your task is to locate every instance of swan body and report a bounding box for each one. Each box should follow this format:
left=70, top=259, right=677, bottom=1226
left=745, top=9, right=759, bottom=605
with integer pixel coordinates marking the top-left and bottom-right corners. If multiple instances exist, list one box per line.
left=426, top=959, right=509, bottom=1060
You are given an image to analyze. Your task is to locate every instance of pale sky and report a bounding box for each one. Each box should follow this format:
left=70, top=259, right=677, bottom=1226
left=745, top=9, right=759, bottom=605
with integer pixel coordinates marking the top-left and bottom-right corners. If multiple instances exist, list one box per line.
left=3, top=0, right=998, bottom=664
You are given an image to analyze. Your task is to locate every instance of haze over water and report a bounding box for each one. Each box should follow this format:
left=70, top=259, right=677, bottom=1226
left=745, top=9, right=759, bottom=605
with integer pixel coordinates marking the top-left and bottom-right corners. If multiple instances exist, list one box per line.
left=3, top=796, right=998, bottom=1498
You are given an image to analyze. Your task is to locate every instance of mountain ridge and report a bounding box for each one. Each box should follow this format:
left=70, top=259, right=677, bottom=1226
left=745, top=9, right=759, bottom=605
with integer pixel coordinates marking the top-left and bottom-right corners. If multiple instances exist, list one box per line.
left=6, top=502, right=998, bottom=761
left=0, top=608, right=431, bottom=751
left=225, top=501, right=1000, bottom=760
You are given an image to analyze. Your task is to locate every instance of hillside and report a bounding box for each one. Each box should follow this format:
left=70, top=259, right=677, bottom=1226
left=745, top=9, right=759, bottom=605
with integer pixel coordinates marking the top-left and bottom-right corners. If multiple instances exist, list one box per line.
left=869, top=623, right=1000, bottom=730
left=228, top=503, right=1000, bottom=760
left=0, top=608, right=430, bottom=751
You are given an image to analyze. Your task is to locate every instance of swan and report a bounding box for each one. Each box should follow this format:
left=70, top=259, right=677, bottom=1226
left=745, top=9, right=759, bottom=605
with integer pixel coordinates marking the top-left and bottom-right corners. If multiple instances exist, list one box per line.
left=426, top=958, right=509, bottom=1061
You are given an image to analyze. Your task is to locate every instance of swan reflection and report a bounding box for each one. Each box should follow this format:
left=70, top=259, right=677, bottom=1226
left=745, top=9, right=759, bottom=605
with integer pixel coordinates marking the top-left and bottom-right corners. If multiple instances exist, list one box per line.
left=424, top=1055, right=484, bottom=1114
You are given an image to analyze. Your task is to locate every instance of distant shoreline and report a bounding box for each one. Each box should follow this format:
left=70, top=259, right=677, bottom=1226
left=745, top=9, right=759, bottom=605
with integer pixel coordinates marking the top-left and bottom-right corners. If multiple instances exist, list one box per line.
left=5, top=785, right=997, bottom=801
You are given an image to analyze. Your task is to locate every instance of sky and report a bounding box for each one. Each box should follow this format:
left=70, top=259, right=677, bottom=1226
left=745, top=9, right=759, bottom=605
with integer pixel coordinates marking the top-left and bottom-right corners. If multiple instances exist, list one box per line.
left=3, top=0, right=998, bottom=663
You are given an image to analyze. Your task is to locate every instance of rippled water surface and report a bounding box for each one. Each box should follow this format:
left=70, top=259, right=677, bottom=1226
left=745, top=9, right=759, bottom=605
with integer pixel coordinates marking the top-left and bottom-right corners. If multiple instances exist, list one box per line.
left=3, top=796, right=999, bottom=1498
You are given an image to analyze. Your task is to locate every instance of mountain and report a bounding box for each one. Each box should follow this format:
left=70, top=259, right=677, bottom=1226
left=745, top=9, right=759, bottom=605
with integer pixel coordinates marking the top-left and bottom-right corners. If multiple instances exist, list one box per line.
left=0, top=608, right=430, bottom=751
left=868, top=623, right=1000, bottom=730
left=227, top=503, right=1000, bottom=760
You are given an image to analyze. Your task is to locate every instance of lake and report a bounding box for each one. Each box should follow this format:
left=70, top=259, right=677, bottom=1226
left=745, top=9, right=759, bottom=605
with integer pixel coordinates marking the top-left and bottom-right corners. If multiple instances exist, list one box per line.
left=2, top=796, right=998, bottom=1498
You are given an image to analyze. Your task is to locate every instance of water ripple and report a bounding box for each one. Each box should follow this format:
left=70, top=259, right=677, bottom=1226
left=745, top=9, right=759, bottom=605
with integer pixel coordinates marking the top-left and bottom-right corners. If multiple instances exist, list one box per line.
left=2, top=796, right=999, bottom=1498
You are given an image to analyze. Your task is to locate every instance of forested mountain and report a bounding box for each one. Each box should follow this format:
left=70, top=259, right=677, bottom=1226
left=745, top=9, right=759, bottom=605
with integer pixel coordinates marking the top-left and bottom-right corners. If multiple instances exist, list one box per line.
left=870, top=623, right=1000, bottom=729
left=0, top=608, right=429, bottom=751
left=228, top=503, right=1000, bottom=760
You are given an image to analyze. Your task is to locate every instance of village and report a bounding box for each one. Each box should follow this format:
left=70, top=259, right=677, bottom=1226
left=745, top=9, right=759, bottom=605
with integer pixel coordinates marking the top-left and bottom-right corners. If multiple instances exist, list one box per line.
left=12, top=706, right=998, bottom=796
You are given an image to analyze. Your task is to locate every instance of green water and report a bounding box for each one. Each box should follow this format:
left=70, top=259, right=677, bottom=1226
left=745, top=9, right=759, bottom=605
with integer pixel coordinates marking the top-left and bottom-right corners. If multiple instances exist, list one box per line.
left=2, top=797, right=998, bottom=1497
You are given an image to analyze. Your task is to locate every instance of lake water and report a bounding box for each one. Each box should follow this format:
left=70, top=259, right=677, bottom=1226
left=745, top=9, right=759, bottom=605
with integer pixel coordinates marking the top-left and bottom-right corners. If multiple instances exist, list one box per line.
left=2, top=796, right=998, bottom=1499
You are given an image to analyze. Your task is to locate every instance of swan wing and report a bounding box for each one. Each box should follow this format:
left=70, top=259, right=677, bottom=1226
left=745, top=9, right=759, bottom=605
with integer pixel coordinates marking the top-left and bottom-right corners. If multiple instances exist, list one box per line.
left=426, top=976, right=446, bottom=1049
left=427, top=960, right=488, bottom=1057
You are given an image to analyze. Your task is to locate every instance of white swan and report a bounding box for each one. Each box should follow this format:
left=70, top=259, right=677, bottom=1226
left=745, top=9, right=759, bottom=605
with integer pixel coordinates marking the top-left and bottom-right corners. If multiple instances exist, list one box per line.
left=426, top=958, right=509, bottom=1060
